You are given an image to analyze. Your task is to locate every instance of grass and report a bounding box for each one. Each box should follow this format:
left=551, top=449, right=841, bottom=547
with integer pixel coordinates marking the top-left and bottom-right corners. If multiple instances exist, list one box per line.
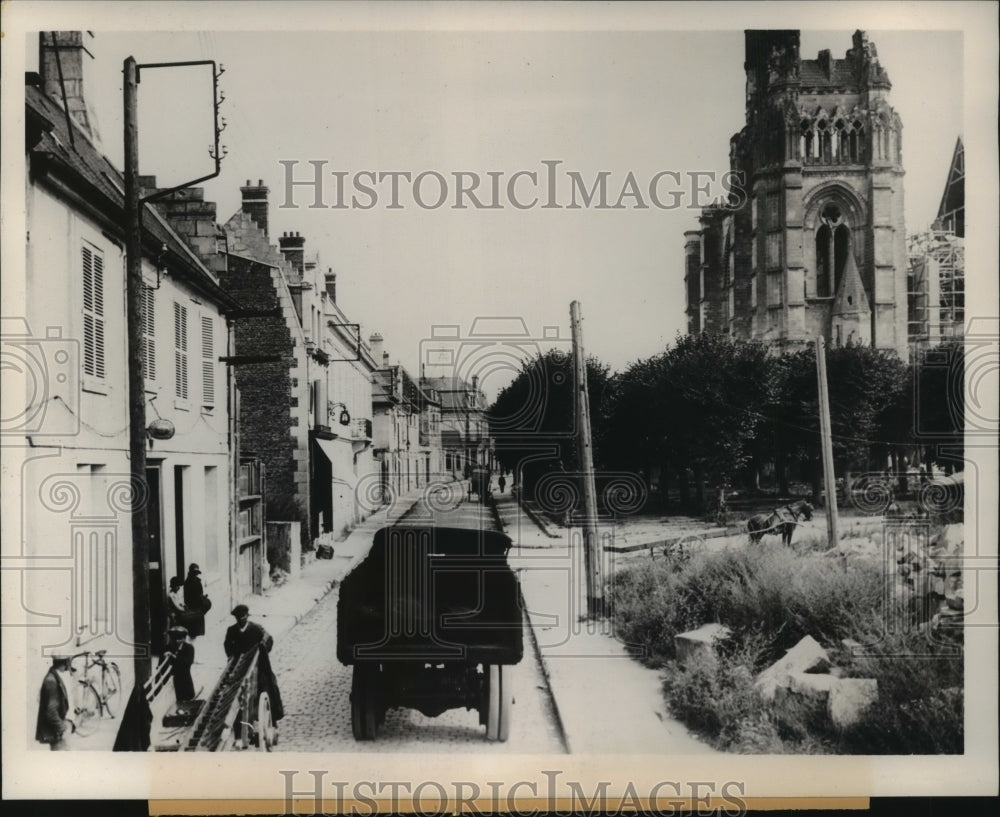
left=608, top=534, right=964, bottom=754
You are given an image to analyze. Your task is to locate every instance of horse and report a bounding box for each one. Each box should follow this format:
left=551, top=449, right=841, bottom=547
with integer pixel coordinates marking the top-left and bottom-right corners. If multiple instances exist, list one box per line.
left=746, top=500, right=814, bottom=546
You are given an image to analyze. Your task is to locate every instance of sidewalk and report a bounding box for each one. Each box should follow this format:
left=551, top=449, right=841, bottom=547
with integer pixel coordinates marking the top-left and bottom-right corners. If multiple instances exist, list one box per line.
left=493, top=490, right=717, bottom=755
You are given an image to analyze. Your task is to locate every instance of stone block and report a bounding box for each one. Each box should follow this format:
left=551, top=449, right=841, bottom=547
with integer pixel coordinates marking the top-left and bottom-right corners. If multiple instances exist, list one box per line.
left=773, top=672, right=837, bottom=724
left=828, top=678, right=878, bottom=729
left=674, top=623, right=732, bottom=665
left=755, top=635, right=831, bottom=701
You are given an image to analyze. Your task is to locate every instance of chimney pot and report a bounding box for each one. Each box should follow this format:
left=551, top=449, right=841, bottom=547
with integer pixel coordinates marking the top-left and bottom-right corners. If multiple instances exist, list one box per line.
left=258, top=179, right=263, bottom=186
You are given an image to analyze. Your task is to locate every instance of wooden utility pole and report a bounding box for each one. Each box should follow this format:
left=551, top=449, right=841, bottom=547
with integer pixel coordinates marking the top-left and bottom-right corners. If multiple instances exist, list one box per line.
left=815, top=337, right=839, bottom=548
left=123, top=57, right=152, bottom=693
left=570, top=301, right=603, bottom=618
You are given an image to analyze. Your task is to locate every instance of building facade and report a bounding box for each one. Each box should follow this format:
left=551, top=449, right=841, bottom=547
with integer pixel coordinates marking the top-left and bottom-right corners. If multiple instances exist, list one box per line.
left=16, top=34, right=239, bottom=679
left=685, top=30, right=909, bottom=357
left=421, top=375, right=492, bottom=479
left=220, top=182, right=383, bottom=551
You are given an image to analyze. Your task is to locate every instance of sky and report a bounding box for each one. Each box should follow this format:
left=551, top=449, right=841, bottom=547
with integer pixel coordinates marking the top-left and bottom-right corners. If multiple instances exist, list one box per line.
left=23, top=21, right=964, bottom=398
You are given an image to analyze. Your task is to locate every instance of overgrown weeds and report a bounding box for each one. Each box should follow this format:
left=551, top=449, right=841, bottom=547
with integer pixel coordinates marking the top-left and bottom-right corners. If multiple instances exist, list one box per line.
left=608, top=539, right=963, bottom=754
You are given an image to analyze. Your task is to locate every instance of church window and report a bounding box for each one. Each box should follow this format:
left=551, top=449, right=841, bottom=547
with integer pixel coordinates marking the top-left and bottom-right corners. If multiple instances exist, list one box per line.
left=817, top=119, right=832, bottom=162
left=849, top=120, right=864, bottom=162
left=835, top=119, right=847, bottom=161
left=815, top=203, right=851, bottom=297
left=800, top=119, right=813, bottom=159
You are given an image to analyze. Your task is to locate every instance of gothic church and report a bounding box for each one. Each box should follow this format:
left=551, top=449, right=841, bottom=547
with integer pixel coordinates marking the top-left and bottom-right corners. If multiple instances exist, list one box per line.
left=685, top=30, right=909, bottom=357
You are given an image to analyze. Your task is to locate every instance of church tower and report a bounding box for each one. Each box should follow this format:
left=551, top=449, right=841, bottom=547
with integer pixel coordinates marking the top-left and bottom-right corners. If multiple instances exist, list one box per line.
left=694, top=30, right=909, bottom=356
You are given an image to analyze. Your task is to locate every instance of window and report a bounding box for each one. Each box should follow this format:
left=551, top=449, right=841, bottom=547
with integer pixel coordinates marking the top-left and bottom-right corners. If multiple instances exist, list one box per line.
left=82, top=243, right=105, bottom=380
left=815, top=204, right=851, bottom=297
left=174, top=302, right=189, bottom=400
left=200, top=315, right=215, bottom=407
left=142, top=284, right=156, bottom=381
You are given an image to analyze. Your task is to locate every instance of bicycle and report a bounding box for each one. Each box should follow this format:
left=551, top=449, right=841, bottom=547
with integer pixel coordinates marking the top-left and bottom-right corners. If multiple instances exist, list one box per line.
left=69, top=649, right=122, bottom=737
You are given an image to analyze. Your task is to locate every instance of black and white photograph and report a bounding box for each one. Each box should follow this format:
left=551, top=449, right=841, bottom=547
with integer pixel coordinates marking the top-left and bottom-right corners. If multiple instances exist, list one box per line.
left=2, top=0, right=997, bottom=809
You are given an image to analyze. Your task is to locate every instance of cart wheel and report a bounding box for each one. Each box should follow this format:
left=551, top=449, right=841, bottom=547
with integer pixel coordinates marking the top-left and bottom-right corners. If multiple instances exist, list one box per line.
left=351, top=664, right=380, bottom=741
left=257, top=691, right=277, bottom=751
left=485, top=665, right=512, bottom=742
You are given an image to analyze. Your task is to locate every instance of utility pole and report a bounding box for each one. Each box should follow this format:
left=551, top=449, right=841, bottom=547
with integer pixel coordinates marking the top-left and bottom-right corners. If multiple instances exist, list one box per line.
left=123, top=56, right=152, bottom=693
left=570, top=301, right=603, bottom=619
left=815, top=337, right=839, bottom=548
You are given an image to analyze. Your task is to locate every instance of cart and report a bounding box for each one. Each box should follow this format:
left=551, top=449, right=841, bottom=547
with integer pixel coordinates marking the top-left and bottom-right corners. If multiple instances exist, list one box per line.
left=149, top=645, right=278, bottom=752
left=337, top=524, right=524, bottom=741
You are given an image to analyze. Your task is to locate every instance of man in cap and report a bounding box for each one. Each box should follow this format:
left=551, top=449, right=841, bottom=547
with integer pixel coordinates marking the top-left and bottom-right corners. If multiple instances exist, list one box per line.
left=36, top=655, right=75, bottom=749
left=224, top=604, right=273, bottom=657
left=223, top=605, right=284, bottom=730
left=166, top=626, right=196, bottom=702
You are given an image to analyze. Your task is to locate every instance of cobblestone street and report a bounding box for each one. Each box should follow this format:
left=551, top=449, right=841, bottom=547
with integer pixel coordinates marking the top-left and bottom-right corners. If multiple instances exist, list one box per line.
left=271, top=579, right=566, bottom=752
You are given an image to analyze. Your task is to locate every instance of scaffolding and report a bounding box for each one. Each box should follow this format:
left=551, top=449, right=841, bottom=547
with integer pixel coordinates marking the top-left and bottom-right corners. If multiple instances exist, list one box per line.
left=907, top=226, right=964, bottom=351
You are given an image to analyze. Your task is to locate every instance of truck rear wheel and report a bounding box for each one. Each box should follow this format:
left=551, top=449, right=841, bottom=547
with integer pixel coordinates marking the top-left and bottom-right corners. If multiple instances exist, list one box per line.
left=485, top=665, right=512, bottom=742
left=351, top=663, right=381, bottom=741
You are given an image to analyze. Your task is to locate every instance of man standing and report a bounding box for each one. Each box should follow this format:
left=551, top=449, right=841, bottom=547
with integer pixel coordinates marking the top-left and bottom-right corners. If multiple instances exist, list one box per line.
left=166, top=626, right=196, bottom=703
left=36, top=655, right=74, bottom=750
left=224, top=605, right=284, bottom=723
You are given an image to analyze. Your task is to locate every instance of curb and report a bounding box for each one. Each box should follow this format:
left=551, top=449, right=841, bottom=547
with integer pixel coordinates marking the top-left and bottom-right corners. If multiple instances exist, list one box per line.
left=518, top=582, right=572, bottom=755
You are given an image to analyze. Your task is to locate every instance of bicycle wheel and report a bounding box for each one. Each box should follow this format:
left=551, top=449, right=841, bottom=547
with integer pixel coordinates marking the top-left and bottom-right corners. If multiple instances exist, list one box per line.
left=102, top=662, right=123, bottom=717
left=74, top=682, right=101, bottom=737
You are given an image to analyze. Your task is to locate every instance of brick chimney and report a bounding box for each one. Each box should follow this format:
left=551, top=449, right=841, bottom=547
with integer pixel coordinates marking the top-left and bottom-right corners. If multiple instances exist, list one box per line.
left=325, top=268, right=337, bottom=302
left=278, top=231, right=305, bottom=274
left=141, top=178, right=223, bottom=273
left=38, top=31, right=100, bottom=142
left=369, top=333, right=384, bottom=364
left=240, top=179, right=270, bottom=237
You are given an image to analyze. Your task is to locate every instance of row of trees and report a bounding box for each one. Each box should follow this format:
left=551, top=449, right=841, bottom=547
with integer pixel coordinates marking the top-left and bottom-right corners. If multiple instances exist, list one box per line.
left=488, top=335, right=964, bottom=512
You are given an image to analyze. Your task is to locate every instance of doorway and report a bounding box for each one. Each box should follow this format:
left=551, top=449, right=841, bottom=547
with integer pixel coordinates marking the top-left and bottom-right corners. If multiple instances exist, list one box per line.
left=146, top=464, right=166, bottom=655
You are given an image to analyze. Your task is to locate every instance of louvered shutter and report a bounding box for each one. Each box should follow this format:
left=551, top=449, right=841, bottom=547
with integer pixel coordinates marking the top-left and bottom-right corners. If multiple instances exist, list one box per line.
left=201, top=315, right=214, bottom=406
left=82, top=244, right=106, bottom=379
left=142, top=285, right=156, bottom=381
left=174, top=302, right=188, bottom=399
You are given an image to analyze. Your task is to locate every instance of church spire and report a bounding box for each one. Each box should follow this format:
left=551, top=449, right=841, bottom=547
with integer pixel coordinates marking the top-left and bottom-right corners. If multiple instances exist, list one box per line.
left=831, top=245, right=871, bottom=347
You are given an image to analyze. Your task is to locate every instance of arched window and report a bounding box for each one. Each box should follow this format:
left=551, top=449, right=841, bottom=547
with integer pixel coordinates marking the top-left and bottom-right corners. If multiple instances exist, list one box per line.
left=800, top=118, right=813, bottom=160
left=815, top=203, right=850, bottom=297
left=817, top=119, right=832, bottom=163
left=849, top=120, right=863, bottom=162
left=835, top=119, right=847, bottom=162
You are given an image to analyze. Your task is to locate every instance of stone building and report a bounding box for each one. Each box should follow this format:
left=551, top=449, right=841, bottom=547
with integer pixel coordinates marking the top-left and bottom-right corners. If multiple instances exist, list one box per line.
left=217, top=181, right=384, bottom=556
left=685, top=30, right=909, bottom=356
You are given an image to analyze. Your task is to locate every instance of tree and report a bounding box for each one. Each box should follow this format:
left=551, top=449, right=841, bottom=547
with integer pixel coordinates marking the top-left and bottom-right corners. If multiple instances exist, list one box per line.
left=606, top=334, right=776, bottom=510
left=488, top=350, right=613, bottom=494
left=912, top=341, right=964, bottom=472
left=764, top=344, right=909, bottom=498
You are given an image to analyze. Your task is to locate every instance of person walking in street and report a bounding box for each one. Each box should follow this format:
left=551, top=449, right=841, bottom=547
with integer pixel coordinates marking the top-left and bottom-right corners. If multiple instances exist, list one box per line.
left=224, top=605, right=285, bottom=741
left=498, top=474, right=506, bottom=494
left=182, top=564, right=209, bottom=637
left=36, top=655, right=75, bottom=750
left=165, top=626, right=196, bottom=703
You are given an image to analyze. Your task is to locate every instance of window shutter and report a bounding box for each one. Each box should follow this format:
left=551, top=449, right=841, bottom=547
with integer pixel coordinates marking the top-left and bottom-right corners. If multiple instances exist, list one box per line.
left=201, top=315, right=214, bottom=406
left=142, top=285, right=156, bottom=381
left=82, top=244, right=106, bottom=379
left=174, top=302, right=188, bottom=399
